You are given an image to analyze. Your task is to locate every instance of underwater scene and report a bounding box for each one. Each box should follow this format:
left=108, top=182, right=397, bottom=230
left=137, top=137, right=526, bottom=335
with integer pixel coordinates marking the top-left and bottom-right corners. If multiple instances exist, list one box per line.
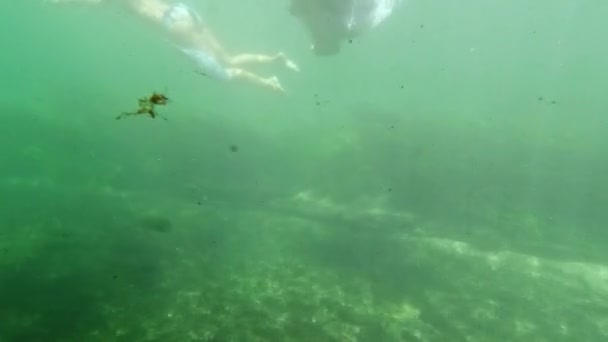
left=1, top=0, right=607, bottom=341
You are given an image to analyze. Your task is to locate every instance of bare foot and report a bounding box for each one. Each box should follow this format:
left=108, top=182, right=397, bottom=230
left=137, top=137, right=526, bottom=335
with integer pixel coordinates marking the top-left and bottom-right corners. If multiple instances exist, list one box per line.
left=265, top=76, right=286, bottom=94
left=276, top=52, right=300, bottom=73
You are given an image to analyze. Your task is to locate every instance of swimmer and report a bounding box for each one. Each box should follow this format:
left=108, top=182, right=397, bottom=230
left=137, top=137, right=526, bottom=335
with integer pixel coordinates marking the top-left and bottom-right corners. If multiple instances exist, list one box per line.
left=289, top=0, right=402, bottom=56
left=50, top=0, right=300, bottom=94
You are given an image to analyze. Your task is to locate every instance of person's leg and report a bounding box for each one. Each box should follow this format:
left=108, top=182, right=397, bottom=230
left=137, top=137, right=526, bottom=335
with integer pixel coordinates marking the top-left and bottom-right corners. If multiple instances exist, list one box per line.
left=54, top=0, right=295, bottom=94
left=228, top=52, right=300, bottom=72
left=181, top=47, right=287, bottom=94
left=192, top=30, right=300, bottom=72
left=225, top=68, right=286, bottom=94
left=131, top=1, right=301, bottom=73
left=129, top=0, right=171, bottom=25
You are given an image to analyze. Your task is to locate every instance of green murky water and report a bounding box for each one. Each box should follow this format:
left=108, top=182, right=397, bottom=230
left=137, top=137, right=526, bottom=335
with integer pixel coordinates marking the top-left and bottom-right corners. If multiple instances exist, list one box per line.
left=1, top=1, right=607, bottom=341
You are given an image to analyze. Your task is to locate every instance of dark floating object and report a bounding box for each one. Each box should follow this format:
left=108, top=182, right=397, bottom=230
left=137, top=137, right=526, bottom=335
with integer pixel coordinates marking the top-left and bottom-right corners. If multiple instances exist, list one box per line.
left=117, top=92, right=169, bottom=121
left=538, top=96, right=543, bottom=101
left=313, top=93, right=329, bottom=106
left=551, top=100, right=557, bottom=105
left=230, top=145, right=239, bottom=152
left=139, top=216, right=173, bottom=233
